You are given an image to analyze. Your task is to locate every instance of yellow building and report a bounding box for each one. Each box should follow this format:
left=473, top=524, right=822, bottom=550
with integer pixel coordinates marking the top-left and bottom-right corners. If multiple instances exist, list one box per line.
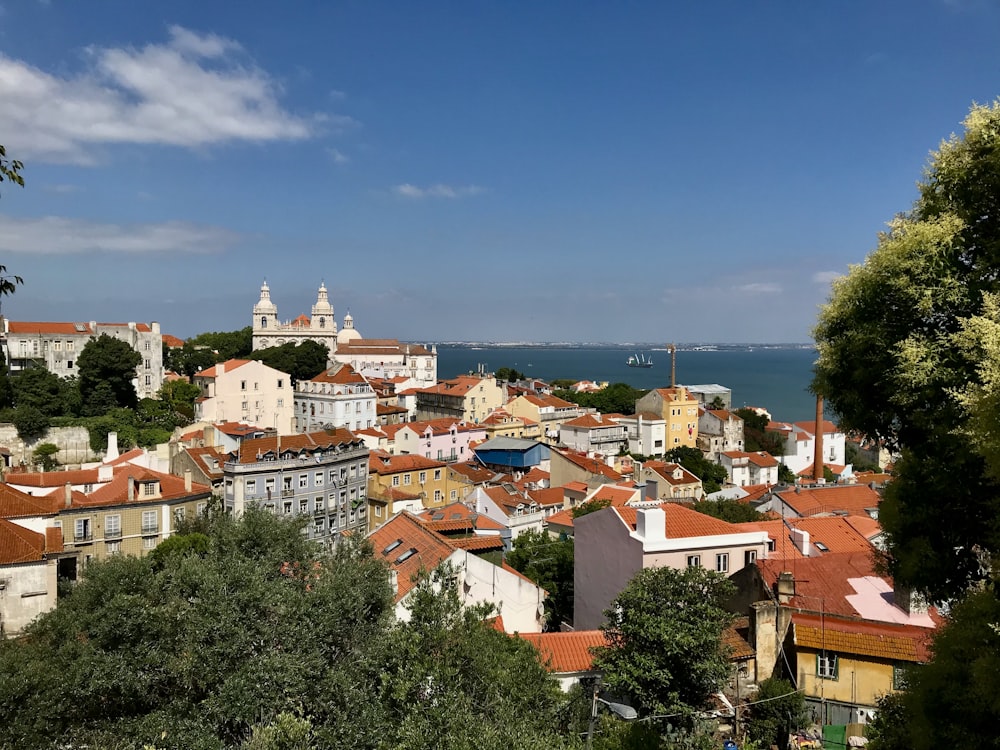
left=368, top=452, right=458, bottom=517
left=634, top=386, right=699, bottom=449
left=479, top=408, right=542, bottom=441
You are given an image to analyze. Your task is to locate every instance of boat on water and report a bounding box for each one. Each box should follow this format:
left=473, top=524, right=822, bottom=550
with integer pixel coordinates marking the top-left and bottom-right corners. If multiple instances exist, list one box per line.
left=626, top=352, right=653, bottom=368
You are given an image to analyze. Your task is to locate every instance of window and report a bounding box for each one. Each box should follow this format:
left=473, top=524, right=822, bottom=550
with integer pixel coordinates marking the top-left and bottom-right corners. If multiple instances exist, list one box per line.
left=892, top=664, right=909, bottom=690
left=314, top=518, right=325, bottom=534
left=242, top=401, right=249, bottom=410
left=67, top=341, right=75, bottom=351
left=54, top=340, right=62, bottom=351
left=173, top=508, right=186, bottom=524
left=403, top=474, right=411, bottom=485
left=434, top=490, right=442, bottom=503
left=277, top=398, right=284, bottom=407
left=767, top=539, right=776, bottom=552
left=315, top=472, right=324, bottom=487
left=145, top=375, right=151, bottom=386
left=106, top=540, right=121, bottom=555
left=254, top=382, right=259, bottom=391
left=105, top=514, right=121, bottom=539
left=716, top=553, right=729, bottom=573
left=418, top=471, right=426, bottom=484
left=278, top=379, right=284, bottom=388
left=246, top=479, right=257, bottom=494
left=143, top=536, right=157, bottom=550
left=145, top=341, right=151, bottom=351
left=817, top=653, right=839, bottom=680
left=265, top=478, right=275, bottom=494
left=686, top=555, right=701, bottom=568
left=745, top=550, right=757, bottom=566
left=197, top=502, right=208, bottom=515
left=144, top=359, right=151, bottom=370
left=375, top=505, right=383, bottom=518
left=315, top=496, right=324, bottom=510
left=298, top=474, right=308, bottom=488
left=434, top=469, right=442, bottom=481
left=141, top=510, right=158, bottom=534
left=66, top=360, right=74, bottom=369
left=299, top=499, right=308, bottom=513
left=143, top=482, right=156, bottom=496
left=241, top=380, right=247, bottom=390
left=74, top=518, right=91, bottom=542
left=450, top=490, right=457, bottom=501
left=283, top=501, right=292, bottom=514
left=392, top=475, right=400, bottom=487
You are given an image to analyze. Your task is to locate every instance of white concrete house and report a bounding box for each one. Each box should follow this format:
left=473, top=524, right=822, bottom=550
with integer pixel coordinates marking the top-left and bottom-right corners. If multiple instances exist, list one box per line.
left=767, top=419, right=846, bottom=475
left=294, top=363, right=377, bottom=433
left=193, top=359, right=294, bottom=434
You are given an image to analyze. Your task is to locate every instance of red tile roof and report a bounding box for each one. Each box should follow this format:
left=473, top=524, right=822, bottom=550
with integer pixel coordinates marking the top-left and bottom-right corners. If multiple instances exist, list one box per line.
left=162, top=334, right=185, bottom=348
left=792, top=612, right=933, bottom=663
left=614, top=503, right=743, bottom=538
left=368, top=512, right=456, bottom=601
left=370, top=453, right=447, bottom=474
left=0, top=518, right=51, bottom=564
left=7, top=321, right=93, bottom=335
left=527, top=487, right=565, bottom=507
left=75, top=467, right=210, bottom=508
left=737, top=517, right=875, bottom=559
left=775, top=484, right=881, bottom=518
left=556, top=451, right=623, bottom=480
left=642, top=460, right=701, bottom=487
left=519, top=630, right=607, bottom=673
left=232, top=428, right=362, bottom=464
left=196, top=359, right=252, bottom=378
left=0, top=485, right=61, bottom=518
left=451, top=535, right=504, bottom=552
left=308, top=363, right=367, bottom=385
left=6, top=468, right=102, bottom=487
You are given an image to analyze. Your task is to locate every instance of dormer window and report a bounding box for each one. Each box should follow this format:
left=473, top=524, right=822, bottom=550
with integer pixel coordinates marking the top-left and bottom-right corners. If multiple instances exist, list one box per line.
left=143, top=481, right=158, bottom=497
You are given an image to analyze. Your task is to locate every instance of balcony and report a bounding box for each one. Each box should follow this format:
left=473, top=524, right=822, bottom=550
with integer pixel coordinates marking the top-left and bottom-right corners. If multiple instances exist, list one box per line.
left=141, top=525, right=159, bottom=536
left=281, top=488, right=295, bottom=498
left=104, top=529, right=122, bottom=540
left=73, top=532, right=93, bottom=544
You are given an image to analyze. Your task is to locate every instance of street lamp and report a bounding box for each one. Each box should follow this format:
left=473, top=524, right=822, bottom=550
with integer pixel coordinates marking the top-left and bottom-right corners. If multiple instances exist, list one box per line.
left=586, top=683, right=638, bottom=749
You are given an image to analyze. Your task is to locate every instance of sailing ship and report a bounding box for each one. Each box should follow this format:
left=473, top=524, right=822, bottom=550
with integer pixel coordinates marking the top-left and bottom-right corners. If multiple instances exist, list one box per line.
left=626, top=352, right=653, bottom=368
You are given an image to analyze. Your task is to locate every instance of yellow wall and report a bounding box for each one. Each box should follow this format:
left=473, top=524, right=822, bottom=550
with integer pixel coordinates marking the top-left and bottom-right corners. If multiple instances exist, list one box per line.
left=797, top=648, right=900, bottom=707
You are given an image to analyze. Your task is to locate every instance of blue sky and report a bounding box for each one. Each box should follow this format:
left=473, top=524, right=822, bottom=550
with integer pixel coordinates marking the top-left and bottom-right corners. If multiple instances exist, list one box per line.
left=0, top=1, right=998, bottom=343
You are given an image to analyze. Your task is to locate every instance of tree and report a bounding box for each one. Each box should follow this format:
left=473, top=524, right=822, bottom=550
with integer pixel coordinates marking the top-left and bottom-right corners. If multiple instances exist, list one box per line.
left=664, top=446, right=728, bottom=494
left=777, top=463, right=796, bottom=484
left=593, top=565, right=735, bottom=723
left=734, top=408, right=785, bottom=456
left=187, top=326, right=254, bottom=361
left=554, top=383, right=648, bottom=416
left=11, top=404, right=49, bottom=442
left=812, top=101, right=1000, bottom=601
left=168, top=341, right=217, bottom=378
left=0, top=145, right=24, bottom=190
left=744, top=677, right=807, bottom=748
left=31, top=442, right=60, bottom=471
left=505, top=529, right=575, bottom=629
left=573, top=497, right=612, bottom=518
left=496, top=367, right=525, bottom=382
left=692, top=499, right=763, bottom=523
left=253, top=340, right=329, bottom=384
left=708, top=396, right=726, bottom=410
left=159, top=378, right=201, bottom=419
left=77, top=334, right=142, bottom=415
left=11, top=365, right=76, bottom=417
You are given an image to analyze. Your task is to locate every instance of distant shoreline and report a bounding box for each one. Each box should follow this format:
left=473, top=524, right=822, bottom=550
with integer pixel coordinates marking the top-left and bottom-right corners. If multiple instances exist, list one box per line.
left=430, top=342, right=816, bottom=351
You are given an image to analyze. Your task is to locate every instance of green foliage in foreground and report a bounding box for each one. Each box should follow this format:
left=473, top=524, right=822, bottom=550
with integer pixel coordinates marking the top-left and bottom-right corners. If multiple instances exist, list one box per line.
left=506, top=529, right=575, bottom=630
left=744, top=677, right=806, bottom=748
left=0, top=511, right=576, bottom=750
left=692, top=499, right=764, bottom=523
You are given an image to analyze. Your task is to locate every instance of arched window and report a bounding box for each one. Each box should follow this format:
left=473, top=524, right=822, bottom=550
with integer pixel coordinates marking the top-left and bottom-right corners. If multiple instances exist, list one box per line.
left=319, top=317, right=326, bottom=328
left=261, top=317, right=268, bottom=328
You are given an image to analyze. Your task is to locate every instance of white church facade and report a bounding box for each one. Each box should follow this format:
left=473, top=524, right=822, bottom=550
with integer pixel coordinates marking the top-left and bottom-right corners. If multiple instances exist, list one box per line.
left=250, top=282, right=438, bottom=389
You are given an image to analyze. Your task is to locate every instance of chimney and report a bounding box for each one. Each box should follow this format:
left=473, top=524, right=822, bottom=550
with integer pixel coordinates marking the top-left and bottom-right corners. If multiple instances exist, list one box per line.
left=895, top=585, right=928, bottom=617
left=636, top=507, right=666, bottom=543
left=218, top=362, right=225, bottom=374
left=64, top=482, right=72, bottom=508
left=184, top=469, right=192, bottom=493
left=790, top=528, right=811, bottom=557
left=106, top=431, right=119, bottom=461
left=776, top=571, right=795, bottom=604
left=127, top=476, right=135, bottom=503
left=98, top=464, right=113, bottom=482
left=812, top=395, right=824, bottom=482
left=645, top=478, right=659, bottom=502
left=669, top=343, right=677, bottom=387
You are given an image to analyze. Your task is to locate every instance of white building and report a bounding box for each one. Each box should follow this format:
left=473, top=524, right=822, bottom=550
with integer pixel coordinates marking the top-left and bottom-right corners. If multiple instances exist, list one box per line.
left=719, top=450, right=780, bottom=487
left=698, top=408, right=744, bottom=461
left=2, top=320, right=165, bottom=399
left=335, top=339, right=438, bottom=389
left=252, top=281, right=350, bottom=358
left=294, top=363, right=377, bottom=433
left=767, top=419, right=846, bottom=475
left=613, top=412, right=668, bottom=457
left=193, top=359, right=294, bottom=434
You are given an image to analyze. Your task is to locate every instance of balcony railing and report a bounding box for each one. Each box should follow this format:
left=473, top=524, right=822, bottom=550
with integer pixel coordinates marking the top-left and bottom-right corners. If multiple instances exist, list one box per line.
left=141, top=525, right=159, bottom=535
left=104, top=529, right=122, bottom=539
left=73, top=532, right=93, bottom=544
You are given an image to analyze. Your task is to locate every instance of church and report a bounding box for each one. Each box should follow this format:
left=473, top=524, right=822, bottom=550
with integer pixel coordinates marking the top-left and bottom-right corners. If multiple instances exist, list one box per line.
left=252, top=281, right=362, bottom=357
left=251, top=282, right=438, bottom=388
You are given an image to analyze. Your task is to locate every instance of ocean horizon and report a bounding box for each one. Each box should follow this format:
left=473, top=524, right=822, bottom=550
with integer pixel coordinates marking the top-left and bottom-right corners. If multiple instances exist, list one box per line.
left=434, top=343, right=822, bottom=424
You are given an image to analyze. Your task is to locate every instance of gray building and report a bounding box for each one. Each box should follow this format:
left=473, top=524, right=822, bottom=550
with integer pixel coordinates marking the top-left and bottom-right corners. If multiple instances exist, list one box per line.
left=223, top=428, right=369, bottom=544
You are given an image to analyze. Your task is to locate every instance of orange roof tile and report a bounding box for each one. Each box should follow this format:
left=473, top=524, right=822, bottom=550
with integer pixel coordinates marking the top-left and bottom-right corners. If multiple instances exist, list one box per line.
left=6, top=468, right=102, bottom=488
left=519, top=630, right=607, bottom=673
left=369, top=453, right=447, bottom=474
left=0, top=518, right=49, bottom=564
left=775, top=484, right=881, bottom=518
left=724, top=617, right=756, bottom=661
left=73, top=466, right=211, bottom=508
left=7, top=321, right=93, bottom=335
left=196, top=359, right=252, bottom=378
left=368, top=512, right=456, bottom=601
left=232, top=428, right=362, bottom=464
left=308, top=363, right=367, bottom=385
left=527, top=487, right=565, bottom=507
left=450, top=535, right=504, bottom=552
left=614, top=503, right=743, bottom=538
left=0, top=485, right=61, bottom=518
left=162, top=333, right=185, bottom=348
left=792, top=612, right=933, bottom=662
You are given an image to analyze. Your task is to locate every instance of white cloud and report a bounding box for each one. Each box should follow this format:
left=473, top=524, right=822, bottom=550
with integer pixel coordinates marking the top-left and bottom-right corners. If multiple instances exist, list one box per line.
left=735, top=282, right=782, bottom=294
left=0, top=26, right=326, bottom=164
left=812, top=270, right=842, bottom=284
left=0, top=215, right=238, bottom=254
left=327, top=147, right=349, bottom=164
left=393, top=183, right=485, bottom=199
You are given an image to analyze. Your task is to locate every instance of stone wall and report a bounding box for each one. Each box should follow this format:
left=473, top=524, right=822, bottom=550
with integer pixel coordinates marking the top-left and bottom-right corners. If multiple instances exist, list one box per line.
left=0, top=425, right=96, bottom=469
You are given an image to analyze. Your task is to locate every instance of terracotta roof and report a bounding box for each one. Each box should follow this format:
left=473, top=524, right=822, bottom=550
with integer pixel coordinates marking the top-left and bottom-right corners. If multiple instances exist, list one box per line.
left=418, top=502, right=506, bottom=532
left=0, top=485, right=61, bottom=518
left=614, top=503, right=744, bottom=539
left=368, top=512, right=456, bottom=601
left=307, top=363, right=367, bottom=385
left=792, top=419, right=841, bottom=435
left=706, top=409, right=741, bottom=422
left=527, top=487, right=565, bottom=507
left=105, top=447, right=146, bottom=467
left=556, top=451, right=623, bottom=480
left=562, top=413, right=621, bottom=429
left=162, top=333, right=185, bottom=348
left=0, top=518, right=50, bottom=564
left=186, top=447, right=228, bottom=479
left=724, top=617, right=756, bottom=661
left=586, top=484, right=639, bottom=506
left=196, top=359, right=252, bottom=378
left=336, top=339, right=432, bottom=356
left=448, top=463, right=498, bottom=484
left=370, top=453, right=447, bottom=474
left=216, top=422, right=265, bottom=437
left=416, top=376, right=488, bottom=397
left=792, top=612, right=933, bottom=663
left=377, top=404, right=409, bottom=415
left=232, top=428, right=362, bottom=464
left=775, top=484, right=881, bottom=518
left=74, top=466, right=210, bottom=508
left=516, top=393, right=577, bottom=409
left=544, top=507, right=576, bottom=530
left=451, top=535, right=505, bottom=552
left=6, top=468, right=102, bottom=488
left=519, top=630, right=607, bottom=673
left=737, top=517, right=875, bottom=559
left=7, top=321, right=93, bottom=335
left=642, top=460, right=701, bottom=486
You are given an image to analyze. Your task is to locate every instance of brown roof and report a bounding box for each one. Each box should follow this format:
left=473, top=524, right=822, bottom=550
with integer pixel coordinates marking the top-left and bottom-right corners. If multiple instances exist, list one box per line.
left=6, top=468, right=102, bottom=488
left=793, top=612, right=933, bottom=663
left=642, top=460, right=701, bottom=486
left=737, top=516, right=875, bottom=559
left=0, top=518, right=51, bottom=564
left=451, top=535, right=505, bottom=552
left=336, top=339, right=432, bottom=356
left=724, top=617, right=756, bottom=661
left=307, top=363, right=367, bottom=385
left=556, top=451, right=623, bottom=480
left=775, top=484, right=881, bottom=518
left=370, top=453, right=447, bottom=474
left=75, top=467, right=211, bottom=508
left=519, top=630, right=607, bottom=673
left=232, top=428, right=362, bottom=464
left=162, top=333, right=185, bottom=348
left=7, top=321, right=93, bottom=335
left=613, top=503, right=744, bottom=538
left=0, top=485, right=61, bottom=519
left=368, top=512, right=456, bottom=601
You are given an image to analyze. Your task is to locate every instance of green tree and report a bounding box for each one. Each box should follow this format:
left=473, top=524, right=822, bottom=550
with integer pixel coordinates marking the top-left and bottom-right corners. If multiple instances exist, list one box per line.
left=594, top=565, right=735, bottom=723
left=77, top=334, right=142, bottom=415
left=554, top=383, right=647, bottom=416
left=664, top=446, right=728, bottom=494
left=169, top=341, right=217, bottom=378
left=11, top=404, right=49, bottom=442
left=572, top=498, right=612, bottom=518
left=734, top=408, right=785, bottom=456
left=187, top=326, right=254, bottom=361
left=812, top=101, right=1000, bottom=601
left=159, top=378, right=201, bottom=419
left=254, top=340, right=329, bottom=384
left=744, top=677, right=807, bottom=748
left=867, top=692, right=910, bottom=750
left=692, top=499, right=763, bottom=523
left=496, top=367, right=525, bottom=382
left=31, top=442, right=60, bottom=471
left=506, top=529, right=574, bottom=630
left=0, top=352, right=13, bottom=410
left=11, top=365, right=75, bottom=417
left=777, top=463, right=796, bottom=484
left=0, top=145, right=24, bottom=190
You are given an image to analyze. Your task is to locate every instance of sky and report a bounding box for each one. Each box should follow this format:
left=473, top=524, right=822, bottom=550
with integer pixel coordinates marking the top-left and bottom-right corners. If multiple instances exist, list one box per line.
left=0, top=1, right=999, bottom=344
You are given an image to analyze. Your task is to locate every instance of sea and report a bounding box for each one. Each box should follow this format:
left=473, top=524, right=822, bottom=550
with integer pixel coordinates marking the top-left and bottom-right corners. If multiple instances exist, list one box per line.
left=434, top=344, right=821, bottom=423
